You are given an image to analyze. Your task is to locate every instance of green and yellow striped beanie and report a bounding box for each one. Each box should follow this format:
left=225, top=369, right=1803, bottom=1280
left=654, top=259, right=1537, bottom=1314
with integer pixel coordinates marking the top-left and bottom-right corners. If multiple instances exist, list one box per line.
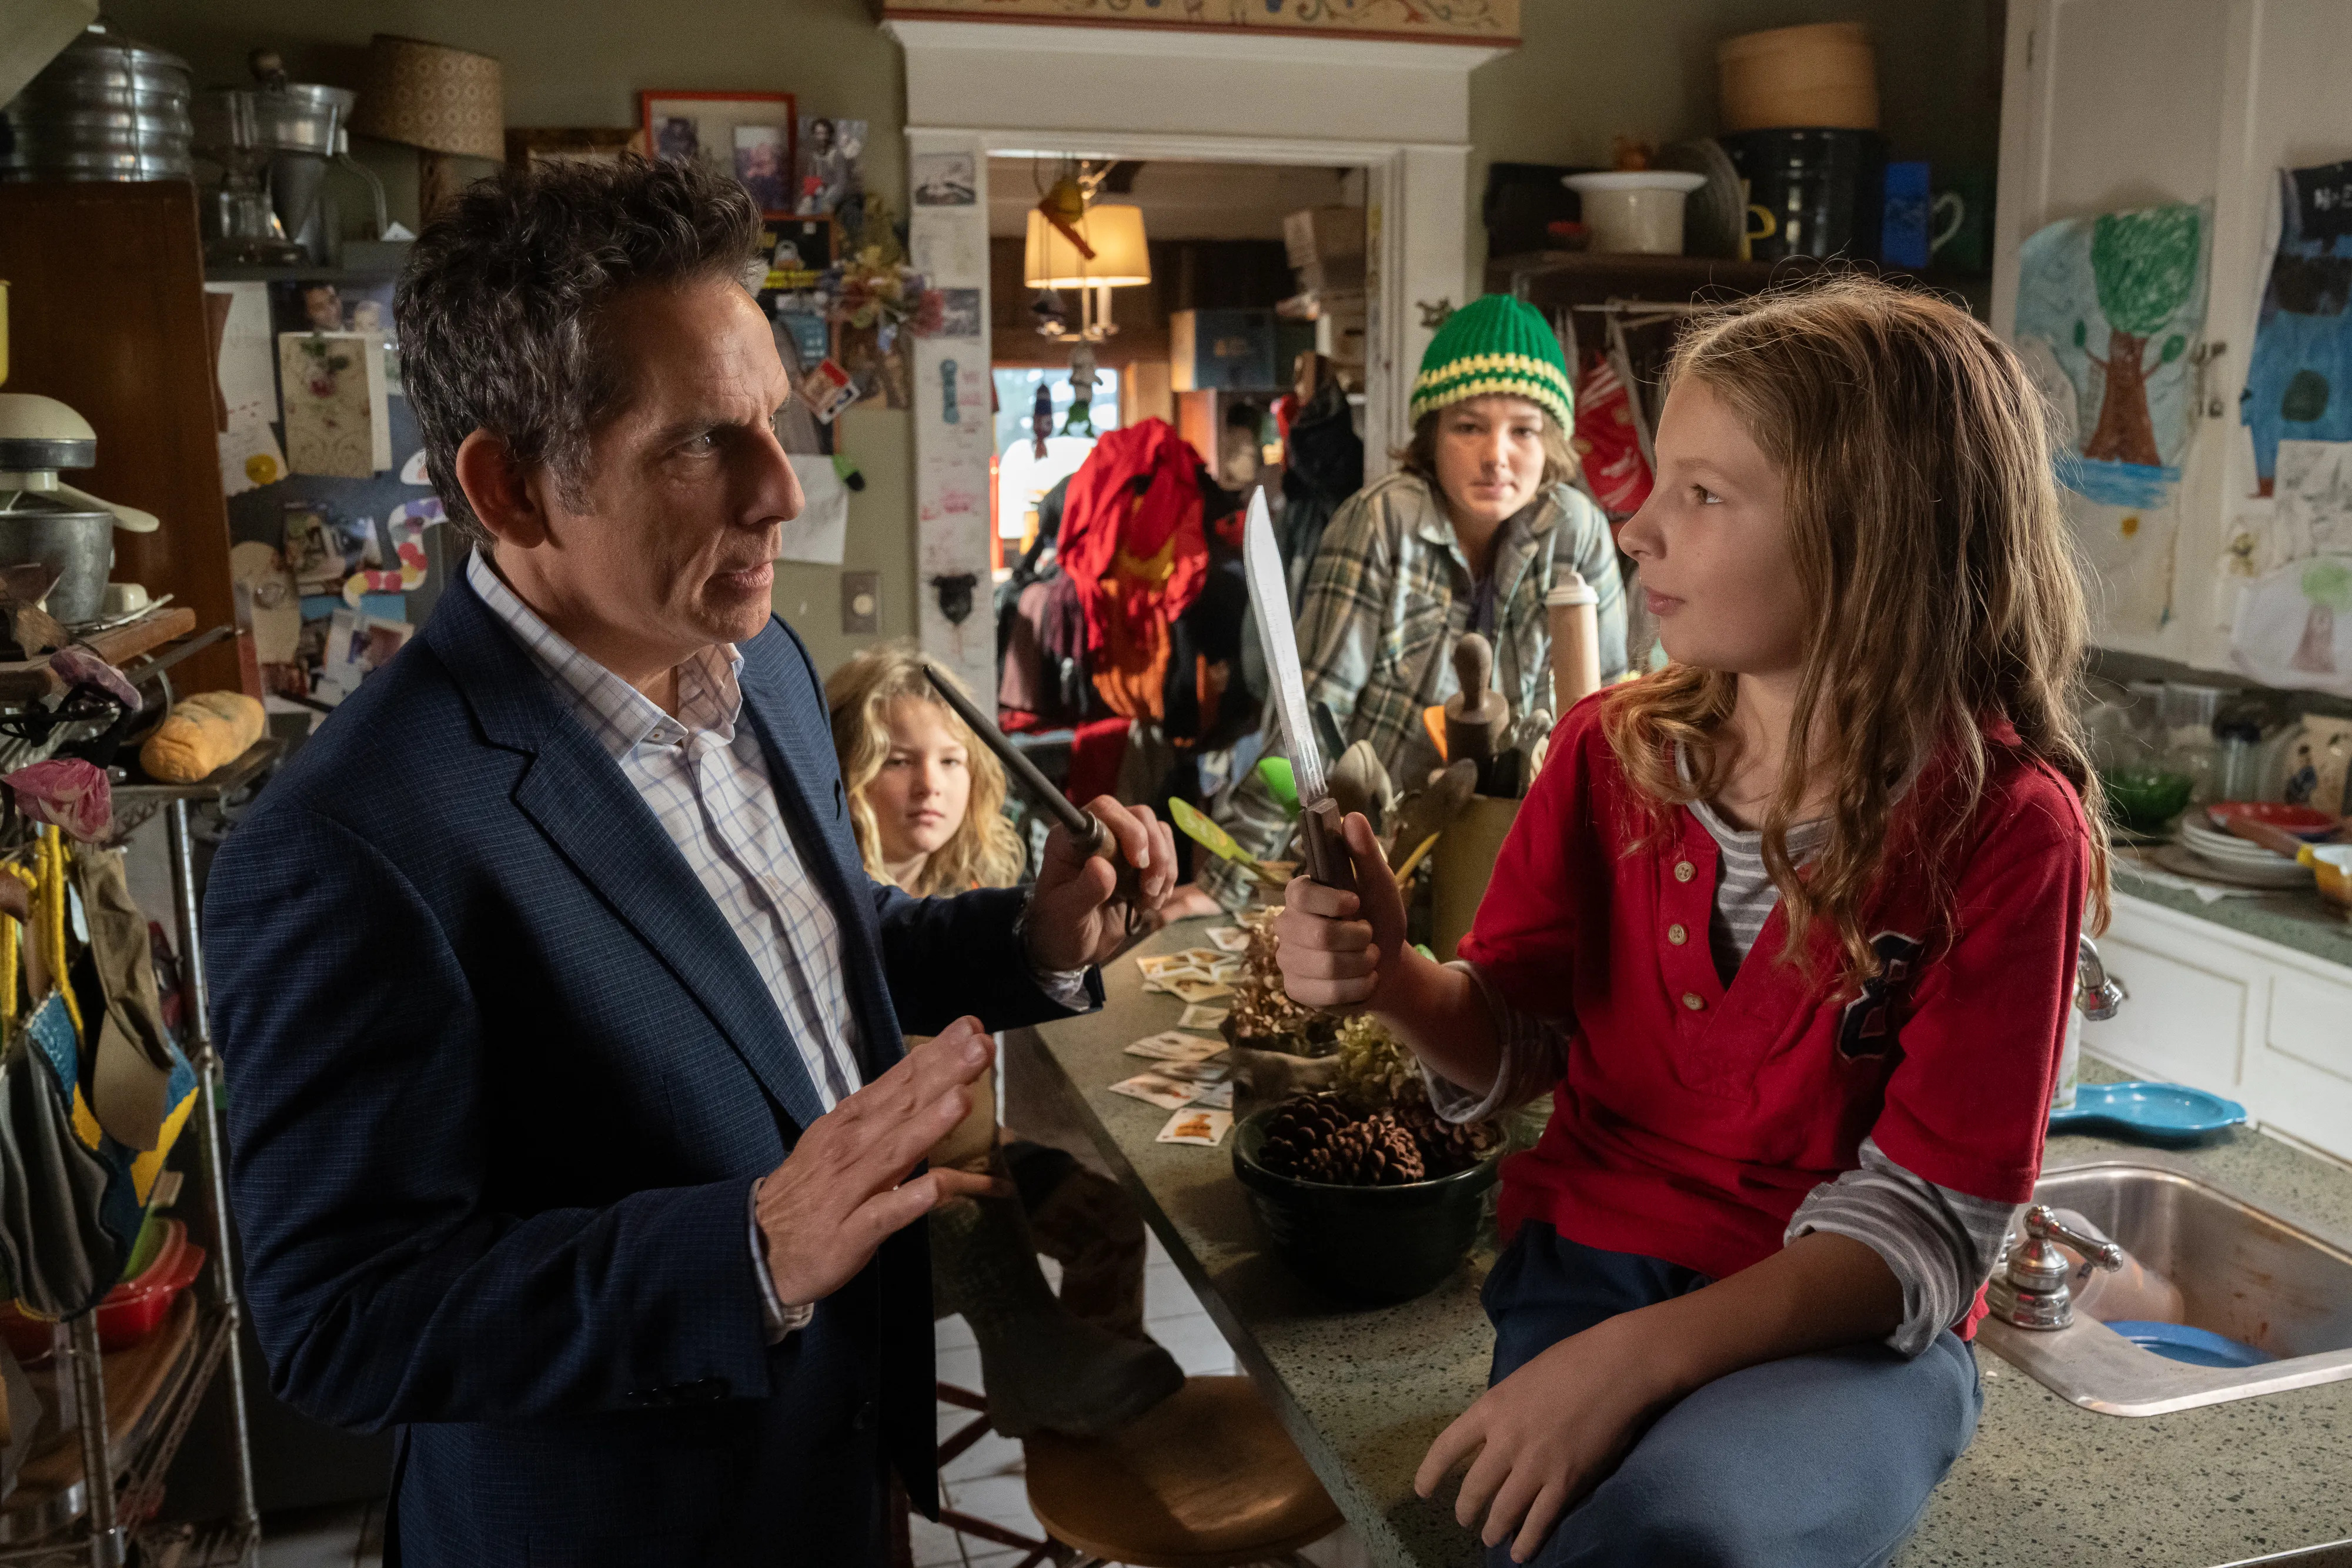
left=1409, top=294, right=1574, bottom=430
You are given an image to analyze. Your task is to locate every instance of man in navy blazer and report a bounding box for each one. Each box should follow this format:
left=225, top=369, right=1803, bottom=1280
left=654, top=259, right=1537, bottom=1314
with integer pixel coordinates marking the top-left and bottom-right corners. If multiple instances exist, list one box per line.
left=204, top=156, right=1174, bottom=1565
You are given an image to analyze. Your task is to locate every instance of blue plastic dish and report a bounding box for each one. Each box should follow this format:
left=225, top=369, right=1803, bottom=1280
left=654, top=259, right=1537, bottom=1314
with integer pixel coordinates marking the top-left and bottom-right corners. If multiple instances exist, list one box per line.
left=2049, top=1081, right=2249, bottom=1144
left=2103, top=1319, right=2274, bottom=1369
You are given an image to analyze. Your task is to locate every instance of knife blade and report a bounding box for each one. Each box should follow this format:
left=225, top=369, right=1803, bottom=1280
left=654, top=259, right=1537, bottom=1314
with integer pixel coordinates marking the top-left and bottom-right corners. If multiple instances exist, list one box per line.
left=1242, top=487, right=1357, bottom=894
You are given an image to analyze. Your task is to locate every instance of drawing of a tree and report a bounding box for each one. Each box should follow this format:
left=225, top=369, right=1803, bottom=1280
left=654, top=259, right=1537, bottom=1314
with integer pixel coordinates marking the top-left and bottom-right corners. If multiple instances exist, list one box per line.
left=2075, top=205, right=2200, bottom=468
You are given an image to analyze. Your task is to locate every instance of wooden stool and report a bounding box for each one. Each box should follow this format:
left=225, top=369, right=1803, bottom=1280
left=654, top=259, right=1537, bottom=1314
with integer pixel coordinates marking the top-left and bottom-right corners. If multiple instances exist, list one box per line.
left=1023, top=1376, right=1342, bottom=1568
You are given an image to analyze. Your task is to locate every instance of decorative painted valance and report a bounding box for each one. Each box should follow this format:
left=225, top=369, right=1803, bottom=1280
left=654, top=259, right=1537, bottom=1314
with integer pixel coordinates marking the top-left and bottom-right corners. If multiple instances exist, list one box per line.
left=874, top=0, right=1518, bottom=46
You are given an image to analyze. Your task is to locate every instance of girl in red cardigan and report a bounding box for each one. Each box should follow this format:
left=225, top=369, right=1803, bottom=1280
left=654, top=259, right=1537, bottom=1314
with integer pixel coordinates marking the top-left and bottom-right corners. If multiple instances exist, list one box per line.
left=1277, top=277, right=2109, bottom=1567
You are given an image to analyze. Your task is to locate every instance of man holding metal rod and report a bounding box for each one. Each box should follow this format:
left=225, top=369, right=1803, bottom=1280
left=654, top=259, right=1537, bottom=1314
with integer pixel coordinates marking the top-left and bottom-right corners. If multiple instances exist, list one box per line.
left=204, top=155, right=1172, bottom=1567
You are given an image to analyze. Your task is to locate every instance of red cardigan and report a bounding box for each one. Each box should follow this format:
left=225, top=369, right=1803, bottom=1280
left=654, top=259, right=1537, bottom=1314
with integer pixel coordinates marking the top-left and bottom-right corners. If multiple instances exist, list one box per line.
left=1459, top=697, right=2092, bottom=1295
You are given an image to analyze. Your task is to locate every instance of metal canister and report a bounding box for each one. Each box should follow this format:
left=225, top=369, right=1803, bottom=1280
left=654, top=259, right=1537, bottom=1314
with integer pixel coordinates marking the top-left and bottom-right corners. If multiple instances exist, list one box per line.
left=1, top=21, right=193, bottom=183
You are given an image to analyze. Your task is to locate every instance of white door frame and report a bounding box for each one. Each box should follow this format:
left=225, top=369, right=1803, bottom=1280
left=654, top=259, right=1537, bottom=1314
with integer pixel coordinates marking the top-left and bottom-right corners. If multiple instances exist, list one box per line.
left=887, top=18, right=1499, bottom=682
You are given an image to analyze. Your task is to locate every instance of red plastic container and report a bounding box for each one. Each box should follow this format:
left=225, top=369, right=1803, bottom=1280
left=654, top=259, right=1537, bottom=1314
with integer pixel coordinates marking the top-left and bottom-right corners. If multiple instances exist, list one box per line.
left=0, top=1219, right=206, bottom=1360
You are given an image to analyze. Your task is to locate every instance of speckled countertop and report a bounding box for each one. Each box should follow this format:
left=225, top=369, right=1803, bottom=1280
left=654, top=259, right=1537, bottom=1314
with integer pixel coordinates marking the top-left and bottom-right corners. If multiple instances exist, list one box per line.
left=2113, top=859, right=2352, bottom=972
left=1009, top=920, right=2352, bottom=1568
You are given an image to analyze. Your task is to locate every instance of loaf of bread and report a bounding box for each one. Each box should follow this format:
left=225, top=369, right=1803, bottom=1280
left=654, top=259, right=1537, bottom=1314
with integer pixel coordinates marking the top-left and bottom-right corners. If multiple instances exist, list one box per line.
left=139, top=690, right=265, bottom=783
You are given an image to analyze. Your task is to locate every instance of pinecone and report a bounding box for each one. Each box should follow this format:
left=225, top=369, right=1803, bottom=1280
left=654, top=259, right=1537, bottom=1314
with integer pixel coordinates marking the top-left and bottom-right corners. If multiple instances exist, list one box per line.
left=1257, top=1094, right=1352, bottom=1177
left=1258, top=1094, right=1426, bottom=1186
left=1392, top=1092, right=1498, bottom=1178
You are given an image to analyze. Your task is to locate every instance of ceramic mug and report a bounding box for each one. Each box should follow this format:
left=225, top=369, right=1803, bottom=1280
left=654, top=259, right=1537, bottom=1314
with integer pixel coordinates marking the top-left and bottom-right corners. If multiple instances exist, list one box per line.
left=1930, top=192, right=1966, bottom=256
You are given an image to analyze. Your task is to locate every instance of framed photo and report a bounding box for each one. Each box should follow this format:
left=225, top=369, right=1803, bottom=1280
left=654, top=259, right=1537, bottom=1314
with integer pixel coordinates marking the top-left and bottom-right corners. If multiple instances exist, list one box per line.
left=639, top=91, right=796, bottom=216
left=505, top=127, right=641, bottom=170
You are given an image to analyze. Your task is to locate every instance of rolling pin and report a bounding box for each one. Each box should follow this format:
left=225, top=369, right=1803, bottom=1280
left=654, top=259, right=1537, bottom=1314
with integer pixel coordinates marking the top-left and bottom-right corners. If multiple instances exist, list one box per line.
left=1547, top=570, right=1603, bottom=713
left=1443, top=632, right=1511, bottom=795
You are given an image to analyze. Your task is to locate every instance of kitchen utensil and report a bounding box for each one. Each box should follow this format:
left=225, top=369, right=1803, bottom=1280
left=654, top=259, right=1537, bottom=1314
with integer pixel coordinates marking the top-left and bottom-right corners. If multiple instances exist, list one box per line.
left=1442, top=633, right=1511, bottom=792
left=0, top=391, right=159, bottom=625
left=1432, top=794, right=1519, bottom=960
left=192, top=56, right=356, bottom=267
left=2206, top=801, right=2341, bottom=839
left=0, top=19, right=192, bottom=183
left=921, top=661, right=1147, bottom=928
left=2048, top=1081, right=2249, bottom=1144
left=1327, top=739, right=1392, bottom=835
left=2210, top=810, right=2323, bottom=861
left=1232, top=1108, right=1499, bottom=1304
left=1545, top=572, right=1603, bottom=716
left=1386, top=757, right=1477, bottom=877
left=1244, top=487, right=1354, bottom=894
left=1720, top=128, right=1887, bottom=263
left=1562, top=170, right=1708, bottom=255
left=1716, top=22, right=1879, bottom=134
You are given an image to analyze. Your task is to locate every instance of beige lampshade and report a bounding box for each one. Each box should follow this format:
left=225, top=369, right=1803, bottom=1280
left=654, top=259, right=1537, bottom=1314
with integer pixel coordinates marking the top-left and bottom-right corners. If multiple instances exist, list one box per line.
left=350, top=34, right=503, bottom=161
left=1024, top=203, right=1152, bottom=289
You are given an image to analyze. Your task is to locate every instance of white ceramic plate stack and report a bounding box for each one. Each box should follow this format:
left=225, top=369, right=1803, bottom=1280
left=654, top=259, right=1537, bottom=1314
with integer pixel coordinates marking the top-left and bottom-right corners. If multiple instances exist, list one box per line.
left=2169, top=815, right=2316, bottom=888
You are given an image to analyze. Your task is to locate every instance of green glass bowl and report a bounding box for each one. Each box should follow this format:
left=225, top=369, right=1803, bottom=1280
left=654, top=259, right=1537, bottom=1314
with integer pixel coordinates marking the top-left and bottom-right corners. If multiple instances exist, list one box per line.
left=1232, top=1107, right=1499, bottom=1305
left=2100, top=766, right=2196, bottom=835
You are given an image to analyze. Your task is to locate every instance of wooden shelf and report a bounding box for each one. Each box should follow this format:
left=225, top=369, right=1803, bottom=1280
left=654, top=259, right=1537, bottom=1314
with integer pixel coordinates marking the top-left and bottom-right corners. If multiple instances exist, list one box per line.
left=1485, top=250, right=1994, bottom=313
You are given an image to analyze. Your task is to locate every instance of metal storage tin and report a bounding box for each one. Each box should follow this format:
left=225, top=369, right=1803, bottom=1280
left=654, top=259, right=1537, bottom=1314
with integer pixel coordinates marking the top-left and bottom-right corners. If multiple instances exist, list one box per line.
left=1, top=21, right=193, bottom=183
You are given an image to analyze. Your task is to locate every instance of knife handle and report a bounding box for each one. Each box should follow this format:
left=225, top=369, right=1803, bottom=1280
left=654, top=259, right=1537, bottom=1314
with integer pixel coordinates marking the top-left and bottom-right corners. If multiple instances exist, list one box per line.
left=1299, top=799, right=1360, bottom=897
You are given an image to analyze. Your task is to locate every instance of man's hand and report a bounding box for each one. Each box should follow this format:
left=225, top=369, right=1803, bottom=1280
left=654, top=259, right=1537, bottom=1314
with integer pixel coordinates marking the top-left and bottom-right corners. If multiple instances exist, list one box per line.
left=1023, top=796, right=1177, bottom=972
left=1274, top=811, right=1408, bottom=1012
left=1414, top=1315, right=1677, bottom=1562
left=755, top=1017, right=1005, bottom=1307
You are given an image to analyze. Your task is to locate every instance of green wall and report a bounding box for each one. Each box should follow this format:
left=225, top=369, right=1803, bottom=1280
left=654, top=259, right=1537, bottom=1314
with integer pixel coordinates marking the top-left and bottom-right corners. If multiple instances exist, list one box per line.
left=109, top=0, right=2003, bottom=679
left=108, top=0, right=913, bottom=680
left=1468, top=0, right=2004, bottom=282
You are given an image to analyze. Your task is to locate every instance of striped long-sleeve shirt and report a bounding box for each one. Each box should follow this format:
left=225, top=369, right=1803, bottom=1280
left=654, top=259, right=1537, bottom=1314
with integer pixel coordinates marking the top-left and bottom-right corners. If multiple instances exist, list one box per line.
left=1200, top=471, right=1626, bottom=906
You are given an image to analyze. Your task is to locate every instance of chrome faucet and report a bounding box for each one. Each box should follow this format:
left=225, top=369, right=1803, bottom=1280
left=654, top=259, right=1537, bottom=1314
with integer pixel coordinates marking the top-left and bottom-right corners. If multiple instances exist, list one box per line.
left=2076, top=936, right=2124, bottom=1020
left=1989, top=1205, right=2124, bottom=1329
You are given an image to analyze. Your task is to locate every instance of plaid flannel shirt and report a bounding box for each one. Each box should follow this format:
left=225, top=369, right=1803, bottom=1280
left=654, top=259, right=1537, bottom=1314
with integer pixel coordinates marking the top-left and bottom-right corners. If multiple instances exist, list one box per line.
left=1200, top=471, right=1626, bottom=907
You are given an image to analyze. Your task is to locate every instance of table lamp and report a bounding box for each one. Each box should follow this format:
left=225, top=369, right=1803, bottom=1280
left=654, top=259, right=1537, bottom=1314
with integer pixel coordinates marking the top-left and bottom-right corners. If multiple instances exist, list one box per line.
left=349, top=34, right=503, bottom=222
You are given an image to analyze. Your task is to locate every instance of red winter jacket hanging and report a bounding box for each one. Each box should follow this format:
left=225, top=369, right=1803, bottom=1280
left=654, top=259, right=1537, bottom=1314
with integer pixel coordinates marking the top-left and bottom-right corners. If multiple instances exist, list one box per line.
left=1054, top=419, right=1209, bottom=723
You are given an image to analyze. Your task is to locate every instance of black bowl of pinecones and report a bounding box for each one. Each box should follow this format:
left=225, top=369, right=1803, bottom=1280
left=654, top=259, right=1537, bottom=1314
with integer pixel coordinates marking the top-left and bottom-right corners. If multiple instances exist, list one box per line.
left=1232, top=1092, right=1501, bottom=1305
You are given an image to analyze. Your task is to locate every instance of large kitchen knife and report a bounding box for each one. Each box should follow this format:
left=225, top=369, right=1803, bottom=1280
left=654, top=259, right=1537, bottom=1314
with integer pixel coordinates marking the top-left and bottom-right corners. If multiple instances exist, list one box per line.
left=1242, top=487, right=1358, bottom=895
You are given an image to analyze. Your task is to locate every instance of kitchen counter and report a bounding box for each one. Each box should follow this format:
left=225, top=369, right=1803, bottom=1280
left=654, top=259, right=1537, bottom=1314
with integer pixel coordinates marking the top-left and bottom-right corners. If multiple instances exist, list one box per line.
left=1010, top=917, right=2352, bottom=1568
left=2114, top=858, right=2352, bottom=974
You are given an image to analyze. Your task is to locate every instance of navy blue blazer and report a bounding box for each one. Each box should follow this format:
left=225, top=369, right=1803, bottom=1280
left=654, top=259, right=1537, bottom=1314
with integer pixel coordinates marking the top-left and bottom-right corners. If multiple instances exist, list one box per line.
left=205, top=569, right=1094, bottom=1566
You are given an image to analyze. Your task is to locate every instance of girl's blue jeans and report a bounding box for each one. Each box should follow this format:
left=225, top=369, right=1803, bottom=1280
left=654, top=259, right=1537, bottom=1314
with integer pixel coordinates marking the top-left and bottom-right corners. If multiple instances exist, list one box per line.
left=1481, top=1223, right=1982, bottom=1568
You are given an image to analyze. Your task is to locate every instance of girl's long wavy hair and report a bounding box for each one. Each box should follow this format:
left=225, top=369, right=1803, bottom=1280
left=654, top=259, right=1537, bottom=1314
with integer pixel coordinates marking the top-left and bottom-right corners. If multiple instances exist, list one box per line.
left=1602, top=276, right=2110, bottom=990
left=826, top=643, right=1027, bottom=897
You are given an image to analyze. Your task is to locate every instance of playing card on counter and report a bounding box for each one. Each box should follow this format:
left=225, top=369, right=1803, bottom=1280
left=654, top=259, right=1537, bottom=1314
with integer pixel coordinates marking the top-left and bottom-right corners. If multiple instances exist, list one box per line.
left=1185, top=1080, right=1235, bottom=1111
left=1135, top=953, right=1191, bottom=977
left=1206, top=959, right=1243, bottom=982
left=1124, top=1030, right=1225, bottom=1063
left=1176, top=1004, right=1229, bottom=1031
left=1167, top=977, right=1234, bottom=1004
left=1206, top=925, right=1250, bottom=953
left=1108, top=1072, right=1198, bottom=1111
left=1157, top=1108, right=1233, bottom=1146
left=1154, top=1060, right=1229, bottom=1084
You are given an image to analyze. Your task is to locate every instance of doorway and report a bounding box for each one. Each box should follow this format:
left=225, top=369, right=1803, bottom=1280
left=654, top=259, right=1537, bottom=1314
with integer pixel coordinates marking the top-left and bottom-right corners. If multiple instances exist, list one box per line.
left=983, top=155, right=1371, bottom=573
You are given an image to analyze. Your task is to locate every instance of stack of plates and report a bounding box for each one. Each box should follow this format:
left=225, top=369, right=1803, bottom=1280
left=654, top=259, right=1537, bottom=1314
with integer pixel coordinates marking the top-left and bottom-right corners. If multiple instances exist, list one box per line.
left=2172, top=815, right=2314, bottom=888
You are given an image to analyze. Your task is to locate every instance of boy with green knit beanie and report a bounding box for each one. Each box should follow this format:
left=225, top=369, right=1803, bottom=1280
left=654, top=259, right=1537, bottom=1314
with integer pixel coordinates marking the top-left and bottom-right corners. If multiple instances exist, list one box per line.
left=1170, top=295, right=1628, bottom=914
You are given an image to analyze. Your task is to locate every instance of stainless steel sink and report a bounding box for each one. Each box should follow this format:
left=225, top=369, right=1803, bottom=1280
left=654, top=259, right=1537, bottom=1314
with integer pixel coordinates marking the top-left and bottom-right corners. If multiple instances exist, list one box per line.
left=1978, top=1155, right=2352, bottom=1416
